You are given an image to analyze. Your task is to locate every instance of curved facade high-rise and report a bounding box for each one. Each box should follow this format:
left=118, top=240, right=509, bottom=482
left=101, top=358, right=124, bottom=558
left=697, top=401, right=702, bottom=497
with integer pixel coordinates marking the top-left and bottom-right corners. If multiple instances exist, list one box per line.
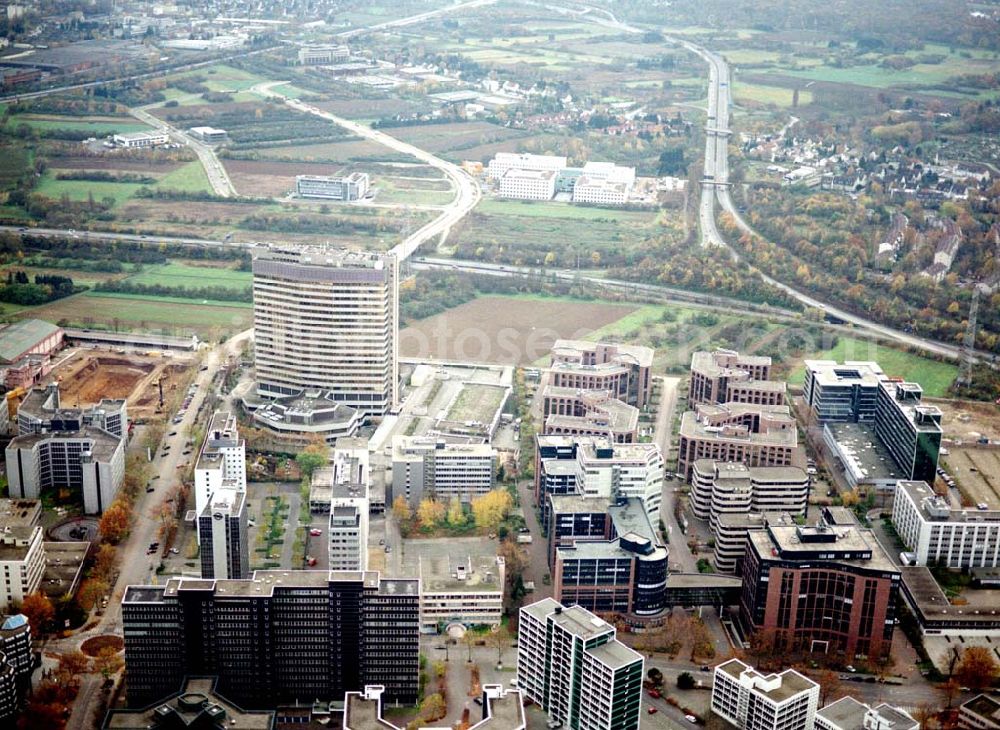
left=252, top=246, right=398, bottom=417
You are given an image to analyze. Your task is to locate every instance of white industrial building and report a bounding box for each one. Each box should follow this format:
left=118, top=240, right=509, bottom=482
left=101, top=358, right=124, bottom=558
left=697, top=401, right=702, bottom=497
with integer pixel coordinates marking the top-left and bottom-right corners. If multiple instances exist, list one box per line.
left=5, top=384, right=126, bottom=515
left=298, top=44, right=350, bottom=65
left=893, top=480, right=1000, bottom=568
left=487, top=152, right=566, bottom=179
left=296, top=172, right=370, bottom=201
left=112, top=131, right=170, bottom=148
left=518, top=598, right=643, bottom=730
left=497, top=168, right=557, bottom=200
left=712, top=659, right=819, bottom=730
left=391, top=437, right=495, bottom=504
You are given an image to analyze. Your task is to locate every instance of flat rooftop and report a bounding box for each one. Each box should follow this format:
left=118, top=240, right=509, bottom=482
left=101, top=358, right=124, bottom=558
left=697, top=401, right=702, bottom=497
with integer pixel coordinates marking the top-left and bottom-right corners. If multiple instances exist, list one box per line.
left=0, top=499, right=41, bottom=529
left=691, top=349, right=772, bottom=377
left=751, top=523, right=897, bottom=572
left=962, top=694, right=1000, bottom=725
left=680, top=404, right=798, bottom=445
left=827, top=423, right=904, bottom=483
left=550, top=339, right=654, bottom=369
left=551, top=603, right=614, bottom=640
left=401, top=538, right=502, bottom=593
left=805, top=360, right=886, bottom=388
left=103, top=676, right=274, bottom=729
left=898, top=479, right=1000, bottom=522
left=816, top=696, right=869, bottom=729
left=716, top=659, right=817, bottom=703
left=502, top=167, right=556, bottom=180
left=901, top=566, right=1000, bottom=623
left=587, top=640, right=642, bottom=670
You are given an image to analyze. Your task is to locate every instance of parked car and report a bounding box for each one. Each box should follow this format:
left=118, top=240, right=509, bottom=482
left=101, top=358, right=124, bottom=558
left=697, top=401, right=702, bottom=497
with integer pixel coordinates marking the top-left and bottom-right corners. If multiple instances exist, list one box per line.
left=309, top=528, right=322, bottom=537
left=647, top=707, right=658, bottom=715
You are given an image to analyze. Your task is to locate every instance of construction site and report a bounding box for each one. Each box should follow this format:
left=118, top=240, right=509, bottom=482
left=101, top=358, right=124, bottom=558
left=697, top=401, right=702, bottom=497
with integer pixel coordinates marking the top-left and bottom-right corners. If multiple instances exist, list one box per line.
left=47, top=349, right=198, bottom=422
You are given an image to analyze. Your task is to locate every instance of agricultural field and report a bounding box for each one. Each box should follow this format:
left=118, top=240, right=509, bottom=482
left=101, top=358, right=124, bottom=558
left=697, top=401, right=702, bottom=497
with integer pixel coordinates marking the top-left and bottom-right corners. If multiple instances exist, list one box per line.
left=17, top=291, right=252, bottom=340
left=4, top=114, right=150, bottom=135
left=732, top=82, right=813, bottom=109
left=450, top=198, right=680, bottom=268
left=785, top=336, right=958, bottom=397
left=35, top=159, right=214, bottom=207
left=121, top=261, right=251, bottom=292
left=399, top=294, right=636, bottom=364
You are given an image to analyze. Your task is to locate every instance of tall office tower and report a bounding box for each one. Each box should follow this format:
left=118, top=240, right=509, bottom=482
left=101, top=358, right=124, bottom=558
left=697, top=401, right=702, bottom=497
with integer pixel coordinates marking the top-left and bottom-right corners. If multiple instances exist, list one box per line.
left=739, top=508, right=900, bottom=659
left=688, top=350, right=785, bottom=406
left=197, top=490, right=249, bottom=580
left=518, top=598, right=643, bottom=730
left=252, top=246, right=398, bottom=417
left=122, top=571, right=419, bottom=709
left=712, top=659, right=819, bottom=730
left=194, top=411, right=247, bottom=517
left=873, top=381, right=942, bottom=484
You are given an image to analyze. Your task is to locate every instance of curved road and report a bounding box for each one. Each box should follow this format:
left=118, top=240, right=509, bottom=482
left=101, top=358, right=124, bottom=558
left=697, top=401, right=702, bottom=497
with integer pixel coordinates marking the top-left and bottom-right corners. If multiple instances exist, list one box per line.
left=251, top=82, right=481, bottom=261
left=562, top=2, right=989, bottom=364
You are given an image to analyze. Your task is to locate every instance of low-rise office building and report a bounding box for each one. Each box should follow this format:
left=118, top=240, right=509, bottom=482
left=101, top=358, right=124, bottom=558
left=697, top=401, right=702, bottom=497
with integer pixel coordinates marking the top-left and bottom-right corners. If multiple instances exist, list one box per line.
left=403, top=538, right=504, bottom=632
left=572, top=175, right=629, bottom=205
left=892, top=480, right=1000, bottom=568
left=5, top=384, right=126, bottom=514
left=822, top=422, right=905, bottom=493
left=960, top=694, right=1000, bottom=730
left=739, top=509, right=900, bottom=659
left=712, top=659, right=819, bottom=730
left=678, top=402, right=802, bottom=483
left=551, top=496, right=668, bottom=620
left=689, top=350, right=784, bottom=407
left=112, top=131, right=170, bottom=148
left=815, top=696, right=918, bottom=730
left=188, top=126, right=228, bottom=144
left=549, top=340, right=653, bottom=409
left=391, top=437, right=495, bottom=505
left=803, top=360, right=886, bottom=423
left=298, top=44, right=350, bottom=65
left=541, top=386, right=639, bottom=443
left=533, top=434, right=664, bottom=524
left=122, top=571, right=420, bottom=709
left=344, top=683, right=525, bottom=729
left=487, top=152, right=566, bottom=179
left=690, top=459, right=809, bottom=523
left=518, top=598, right=643, bottom=730
left=497, top=168, right=556, bottom=200
left=296, top=172, right=370, bottom=201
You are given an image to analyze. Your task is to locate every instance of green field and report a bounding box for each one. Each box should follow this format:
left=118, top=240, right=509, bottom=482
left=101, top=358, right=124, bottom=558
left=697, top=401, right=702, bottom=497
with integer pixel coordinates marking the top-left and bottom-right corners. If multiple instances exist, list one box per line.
left=475, top=198, right=657, bottom=223
left=35, top=175, right=144, bottom=206
left=18, top=291, right=252, bottom=338
left=155, top=161, right=213, bottom=193
left=733, top=82, right=813, bottom=108
left=787, top=337, right=958, bottom=397
left=5, top=115, right=151, bottom=135
left=124, top=261, right=251, bottom=291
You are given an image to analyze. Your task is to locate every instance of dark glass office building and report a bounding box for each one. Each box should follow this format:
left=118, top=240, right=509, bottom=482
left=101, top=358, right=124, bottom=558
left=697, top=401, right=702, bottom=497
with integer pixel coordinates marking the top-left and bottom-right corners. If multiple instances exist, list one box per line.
left=122, top=571, right=419, bottom=709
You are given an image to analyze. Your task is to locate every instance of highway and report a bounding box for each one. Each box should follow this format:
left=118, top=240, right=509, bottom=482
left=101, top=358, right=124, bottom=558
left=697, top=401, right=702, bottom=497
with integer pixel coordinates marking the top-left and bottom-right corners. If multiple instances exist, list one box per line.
left=129, top=106, right=237, bottom=198
left=251, top=82, right=482, bottom=261
left=558, top=2, right=990, bottom=365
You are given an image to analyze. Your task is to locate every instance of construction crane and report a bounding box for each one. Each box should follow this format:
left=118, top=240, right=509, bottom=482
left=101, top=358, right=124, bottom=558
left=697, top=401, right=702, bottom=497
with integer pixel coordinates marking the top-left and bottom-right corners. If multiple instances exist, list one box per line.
left=959, top=285, right=981, bottom=389
left=5, top=386, right=27, bottom=421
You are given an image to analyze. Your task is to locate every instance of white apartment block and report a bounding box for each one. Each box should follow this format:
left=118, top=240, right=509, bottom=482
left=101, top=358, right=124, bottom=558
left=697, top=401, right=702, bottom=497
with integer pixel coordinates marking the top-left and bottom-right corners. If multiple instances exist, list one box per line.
left=576, top=440, right=664, bottom=523
left=296, top=172, right=369, bottom=201
left=487, top=152, right=566, bottom=179
left=0, top=500, right=45, bottom=611
left=253, top=246, right=398, bottom=417
left=691, top=459, right=809, bottom=524
left=815, top=697, right=918, bottom=730
left=518, top=598, right=643, bottom=730
left=194, top=411, right=247, bottom=518
left=391, top=437, right=495, bottom=504
left=498, top=168, right=556, bottom=200
left=892, top=480, right=1000, bottom=568
left=5, top=385, right=127, bottom=515
left=712, top=659, right=819, bottom=730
